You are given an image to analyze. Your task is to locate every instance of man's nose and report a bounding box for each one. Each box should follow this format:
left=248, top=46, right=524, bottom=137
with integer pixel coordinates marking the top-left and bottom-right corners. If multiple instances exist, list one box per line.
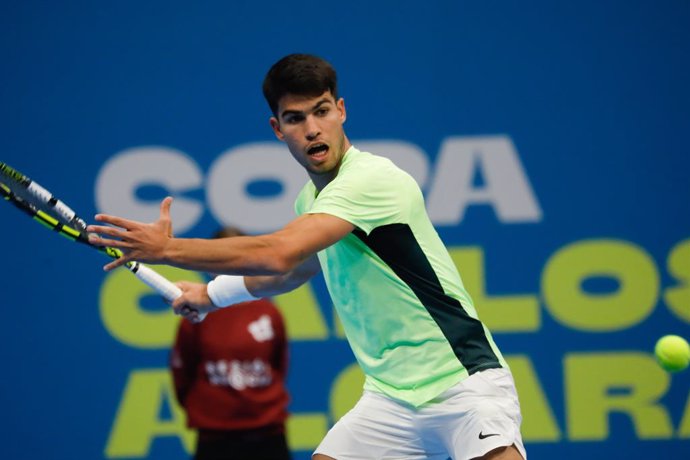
left=305, top=116, right=320, bottom=141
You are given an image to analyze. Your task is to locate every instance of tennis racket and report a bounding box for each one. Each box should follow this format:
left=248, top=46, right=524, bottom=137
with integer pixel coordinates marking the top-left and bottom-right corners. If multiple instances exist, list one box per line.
left=0, top=160, right=197, bottom=313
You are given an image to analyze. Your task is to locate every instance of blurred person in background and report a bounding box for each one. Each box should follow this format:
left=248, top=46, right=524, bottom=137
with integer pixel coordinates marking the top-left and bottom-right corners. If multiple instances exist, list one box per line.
left=170, top=227, right=291, bottom=460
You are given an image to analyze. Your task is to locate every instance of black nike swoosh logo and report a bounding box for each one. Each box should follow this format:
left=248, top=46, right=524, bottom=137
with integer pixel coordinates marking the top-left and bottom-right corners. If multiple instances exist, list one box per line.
left=478, top=431, right=500, bottom=439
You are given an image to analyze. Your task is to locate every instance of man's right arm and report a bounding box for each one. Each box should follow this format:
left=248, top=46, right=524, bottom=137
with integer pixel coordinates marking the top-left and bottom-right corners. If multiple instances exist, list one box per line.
left=89, top=197, right=353, bottom=274
left=172, top=254, right=321, bottom=320
left=244, top=253, right=321, bottom=297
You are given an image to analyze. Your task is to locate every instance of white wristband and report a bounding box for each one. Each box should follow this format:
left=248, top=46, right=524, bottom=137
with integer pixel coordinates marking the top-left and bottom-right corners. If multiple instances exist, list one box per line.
left=206, top=275, right=257, bottom=308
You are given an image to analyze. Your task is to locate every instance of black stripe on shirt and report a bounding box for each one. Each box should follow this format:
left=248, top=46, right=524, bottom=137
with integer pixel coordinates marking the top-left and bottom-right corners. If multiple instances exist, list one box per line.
left=353, top=224, right=502, bottom=374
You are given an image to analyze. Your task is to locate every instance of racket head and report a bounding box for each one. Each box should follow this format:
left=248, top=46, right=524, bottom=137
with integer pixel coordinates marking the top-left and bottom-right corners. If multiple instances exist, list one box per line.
left=1, top=179, right=86, bottom=244
left=0, top=161, right=114, bottom=253
left=1, top=161, right=187, bottom=311
left=0, top=161, right=88, bottom=231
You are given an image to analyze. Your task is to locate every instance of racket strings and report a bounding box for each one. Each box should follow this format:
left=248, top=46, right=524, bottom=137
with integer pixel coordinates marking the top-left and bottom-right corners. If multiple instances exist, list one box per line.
left=1, top=181, right=82, bottom=241
left=1, top=163, right=138, bottom=272
left=2, top=161, right=181, bottom=308
left=1, top=164, right=89, bottom=233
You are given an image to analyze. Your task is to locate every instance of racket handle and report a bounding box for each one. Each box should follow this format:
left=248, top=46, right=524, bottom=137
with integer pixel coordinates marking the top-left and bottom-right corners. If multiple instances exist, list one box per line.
left=133, top=264, right=181, bottom=300
left=132, top=264, right=207, bottom=321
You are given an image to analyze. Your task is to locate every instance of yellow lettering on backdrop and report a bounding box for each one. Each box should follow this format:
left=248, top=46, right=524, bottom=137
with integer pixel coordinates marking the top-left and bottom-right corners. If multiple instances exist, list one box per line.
left=333, top=305, right=346, bottom=339
left=100, top=266, right=204, bottom=348
left=99, top=238, right=690, bottom=454
left=678, top=389, right=690, bottom=438
left=329, top=362, right=365, bottom=421
left=505, top=355, right=561, bottom=441
left=565, top=352, right=672, bottom=440
left=105, top=369, right=195, bottom=458
left=664, top=238, right=690, bottom=323
left=448, top=247, right=540, bottom=332
left=542, top=240, right=659, bottom=331
left=285, top=414, right=329, bottom=451
left=283, top=363, right=365, bottom=453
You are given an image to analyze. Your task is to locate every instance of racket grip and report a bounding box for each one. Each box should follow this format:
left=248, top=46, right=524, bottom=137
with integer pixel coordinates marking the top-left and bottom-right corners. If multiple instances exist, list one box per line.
left=133, top=264, right=207, bottom=321
left=134, top=264, right=181, bottom=300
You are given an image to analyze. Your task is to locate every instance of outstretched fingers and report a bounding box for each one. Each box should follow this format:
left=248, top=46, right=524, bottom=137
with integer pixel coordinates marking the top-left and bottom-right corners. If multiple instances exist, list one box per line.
left=160, top=196, right=173, bottom=221
left=93, top=213, right=140, bottom=230
left=87, top=225, right=131, bottom=245
left=87, top=197, right=176, bottom=271
left=102, top=256, right=131, bottom=271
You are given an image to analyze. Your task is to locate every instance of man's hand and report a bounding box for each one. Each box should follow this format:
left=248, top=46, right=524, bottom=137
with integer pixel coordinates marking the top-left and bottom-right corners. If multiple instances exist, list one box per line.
left=172, top=281, right=219, bottom=323
left=87, top=197, right=174, bottom=271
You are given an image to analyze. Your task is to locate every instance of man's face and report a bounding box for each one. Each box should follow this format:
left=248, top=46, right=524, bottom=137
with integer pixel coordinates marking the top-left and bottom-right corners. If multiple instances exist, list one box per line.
left=270, top=90, right=348, bottom=182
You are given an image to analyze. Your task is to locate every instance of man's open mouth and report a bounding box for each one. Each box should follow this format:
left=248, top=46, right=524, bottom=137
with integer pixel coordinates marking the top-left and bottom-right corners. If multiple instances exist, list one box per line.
left=307, top=144, right=329, bottom=155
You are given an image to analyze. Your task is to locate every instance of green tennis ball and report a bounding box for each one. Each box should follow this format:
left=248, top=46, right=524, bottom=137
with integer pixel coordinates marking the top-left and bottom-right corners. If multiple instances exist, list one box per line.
left=654, top=335, right=690, bottom=372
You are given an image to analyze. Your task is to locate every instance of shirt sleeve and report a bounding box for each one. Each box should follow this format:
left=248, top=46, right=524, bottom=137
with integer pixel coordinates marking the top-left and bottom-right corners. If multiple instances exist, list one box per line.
left=308, top=165, right=413, bottom=234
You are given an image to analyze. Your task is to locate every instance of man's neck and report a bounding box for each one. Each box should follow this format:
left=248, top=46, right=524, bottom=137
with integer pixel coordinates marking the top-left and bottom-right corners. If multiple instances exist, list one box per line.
left=311, top=141, right=352, bottom=191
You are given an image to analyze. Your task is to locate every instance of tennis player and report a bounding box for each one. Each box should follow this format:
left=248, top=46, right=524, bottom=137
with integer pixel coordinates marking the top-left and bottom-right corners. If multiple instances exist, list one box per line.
left=89, top=53, right=527, bottom=460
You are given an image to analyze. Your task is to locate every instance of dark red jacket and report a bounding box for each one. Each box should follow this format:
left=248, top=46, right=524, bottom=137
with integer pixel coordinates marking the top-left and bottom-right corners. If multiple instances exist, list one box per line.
left=170, top=299, right=289, bottom=431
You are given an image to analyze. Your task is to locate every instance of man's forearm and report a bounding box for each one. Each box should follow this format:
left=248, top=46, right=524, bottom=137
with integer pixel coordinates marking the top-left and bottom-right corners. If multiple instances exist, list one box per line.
left=244, top=255, right=321, bottom=297
left=164, top=235, right=293, bottom=275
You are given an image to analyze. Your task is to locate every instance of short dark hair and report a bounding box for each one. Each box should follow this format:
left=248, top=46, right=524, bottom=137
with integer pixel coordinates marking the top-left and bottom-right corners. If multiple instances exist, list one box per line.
left=262, top=53, right=338, bottom=116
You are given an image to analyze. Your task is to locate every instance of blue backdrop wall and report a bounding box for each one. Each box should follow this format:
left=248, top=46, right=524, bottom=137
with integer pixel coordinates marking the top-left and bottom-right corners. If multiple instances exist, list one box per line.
left=1, top=1, right=689, bottom=459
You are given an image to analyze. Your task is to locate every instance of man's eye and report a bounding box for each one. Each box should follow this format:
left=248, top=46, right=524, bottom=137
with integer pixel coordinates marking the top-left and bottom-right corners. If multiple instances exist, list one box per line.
left=315, top=108, right=329, bottom=116
left=285, top=115, right=304, bottom=124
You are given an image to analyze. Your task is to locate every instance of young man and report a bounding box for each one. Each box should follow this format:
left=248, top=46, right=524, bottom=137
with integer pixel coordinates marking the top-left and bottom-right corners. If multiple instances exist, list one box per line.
left=89, top=54, right=527, bottom=460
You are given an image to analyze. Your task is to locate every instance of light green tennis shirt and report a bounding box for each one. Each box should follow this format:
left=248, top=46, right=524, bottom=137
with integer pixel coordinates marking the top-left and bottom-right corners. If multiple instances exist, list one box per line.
left=294, top=146, right=507, bottom=407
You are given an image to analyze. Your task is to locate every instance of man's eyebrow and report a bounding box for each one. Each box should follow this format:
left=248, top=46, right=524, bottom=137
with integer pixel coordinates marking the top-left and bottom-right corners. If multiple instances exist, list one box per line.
left=280, top=97, right=332, bottom=119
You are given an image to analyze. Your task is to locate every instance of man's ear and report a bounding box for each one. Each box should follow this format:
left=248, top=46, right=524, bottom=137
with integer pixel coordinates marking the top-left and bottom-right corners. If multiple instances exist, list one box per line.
left=337, top=98, right=347, bottom=124
left=269, top=117, right=285, bottom=141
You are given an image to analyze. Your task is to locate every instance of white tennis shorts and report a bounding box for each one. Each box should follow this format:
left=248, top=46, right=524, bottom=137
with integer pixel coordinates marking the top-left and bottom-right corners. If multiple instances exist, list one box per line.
left=314, top=368, right=526, bottom=460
